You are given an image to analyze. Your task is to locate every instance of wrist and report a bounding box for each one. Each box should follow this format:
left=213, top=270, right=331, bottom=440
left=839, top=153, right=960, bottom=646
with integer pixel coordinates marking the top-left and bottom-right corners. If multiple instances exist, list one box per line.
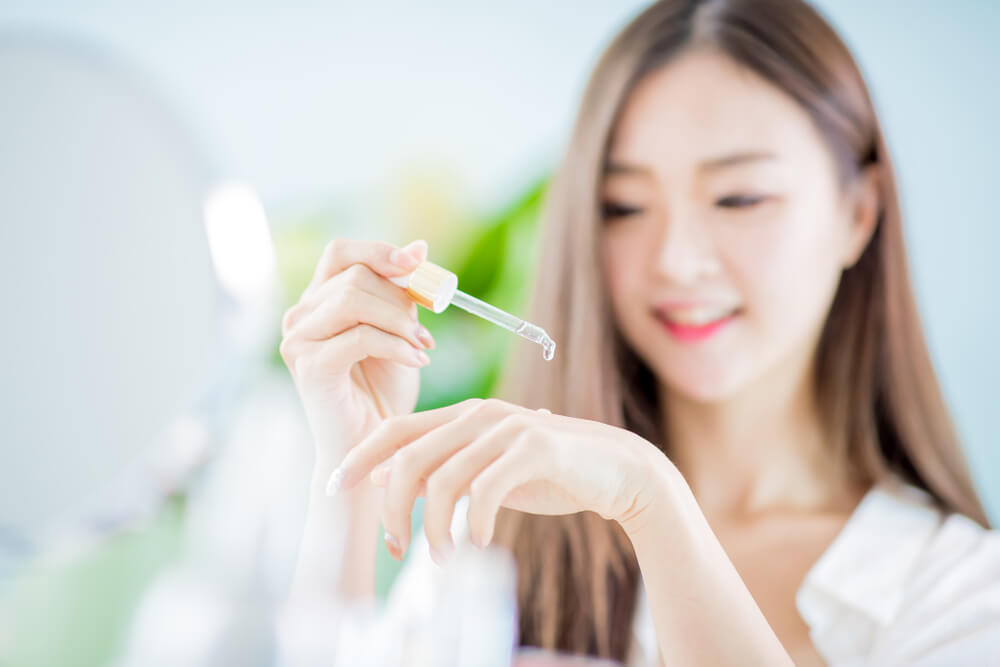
left=617, top=443, right=686, bottom=540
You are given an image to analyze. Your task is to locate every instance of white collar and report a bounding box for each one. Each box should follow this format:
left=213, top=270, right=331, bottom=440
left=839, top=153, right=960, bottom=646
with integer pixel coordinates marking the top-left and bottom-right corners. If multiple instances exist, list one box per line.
left=630, top=476, right=948, bottom=666
left=795, top=476, right=944, bottom=632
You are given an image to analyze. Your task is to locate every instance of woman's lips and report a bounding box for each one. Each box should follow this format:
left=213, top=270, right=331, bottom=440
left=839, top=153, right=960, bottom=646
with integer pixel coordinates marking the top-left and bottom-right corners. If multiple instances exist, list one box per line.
left=656, top=309, right=740, bottom=343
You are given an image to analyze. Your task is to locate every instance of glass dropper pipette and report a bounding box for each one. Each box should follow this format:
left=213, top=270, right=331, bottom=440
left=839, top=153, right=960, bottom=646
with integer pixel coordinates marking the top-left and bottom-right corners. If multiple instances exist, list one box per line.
left=390, top=259, right=556, bottom=361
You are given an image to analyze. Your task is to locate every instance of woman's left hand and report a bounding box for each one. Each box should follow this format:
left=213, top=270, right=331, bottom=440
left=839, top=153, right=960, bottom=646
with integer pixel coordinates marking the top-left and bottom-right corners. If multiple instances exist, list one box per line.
left=328, top=397, right=668, bottom=563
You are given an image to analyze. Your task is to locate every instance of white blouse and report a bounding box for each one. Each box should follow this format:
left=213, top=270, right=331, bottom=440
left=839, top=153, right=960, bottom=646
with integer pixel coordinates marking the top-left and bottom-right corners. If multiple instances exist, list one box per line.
left=387, top=477, right=1000, bottom=665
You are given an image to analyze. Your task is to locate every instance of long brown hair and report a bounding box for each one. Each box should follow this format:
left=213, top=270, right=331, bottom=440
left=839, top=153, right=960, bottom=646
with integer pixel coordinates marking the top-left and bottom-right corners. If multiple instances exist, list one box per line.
left=490, top=0, right=990, bottom=661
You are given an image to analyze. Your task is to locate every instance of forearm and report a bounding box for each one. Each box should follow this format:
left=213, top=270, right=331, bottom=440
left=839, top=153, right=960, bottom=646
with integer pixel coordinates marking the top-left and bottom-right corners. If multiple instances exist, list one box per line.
left=287, top=455, right=383, bottom=605
left=620, top=459, right=794, bottom=666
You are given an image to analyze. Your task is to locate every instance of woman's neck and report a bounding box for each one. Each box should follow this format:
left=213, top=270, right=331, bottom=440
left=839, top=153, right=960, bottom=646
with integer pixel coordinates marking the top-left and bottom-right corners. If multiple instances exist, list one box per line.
left=659, top=350, right=864, bottom=523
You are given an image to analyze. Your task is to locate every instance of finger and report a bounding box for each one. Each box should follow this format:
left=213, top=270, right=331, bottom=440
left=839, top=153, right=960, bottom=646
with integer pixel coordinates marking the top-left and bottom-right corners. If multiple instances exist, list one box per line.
left=422, top=415, right=528, bottom=561
left=370, top=463, right=427, bottom=498
left=335, top=398, right=489, bottom=492
left=378, top=403, right=520, bottom=560
left=293, top=283, right=429, bottom=351
left=293, top=324, right=430, bottom=379
left=304, top=238, right=428, bottom=302
left=466, top=437, right=541, bottom=548
left=286, top=262, right=421, bottom=336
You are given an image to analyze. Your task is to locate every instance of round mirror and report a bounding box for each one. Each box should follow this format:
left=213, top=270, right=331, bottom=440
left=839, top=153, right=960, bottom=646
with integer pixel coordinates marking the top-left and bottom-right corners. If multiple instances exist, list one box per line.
left=0, top=33, right=220, bottom=552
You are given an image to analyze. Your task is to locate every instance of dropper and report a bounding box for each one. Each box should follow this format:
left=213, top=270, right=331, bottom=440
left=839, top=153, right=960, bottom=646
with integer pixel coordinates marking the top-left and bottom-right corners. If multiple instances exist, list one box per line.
left=390, top=260, right=556, bottom=361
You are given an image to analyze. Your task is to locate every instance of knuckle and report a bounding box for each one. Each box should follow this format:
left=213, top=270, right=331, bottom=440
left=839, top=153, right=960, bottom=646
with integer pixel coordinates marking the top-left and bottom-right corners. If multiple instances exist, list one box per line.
left=344, top=263, right=368, bottom=286
left=280, top=307, right=295, bottom=333
left=378, top=414, right=402, bottom=434
left=481, top=398, right=508, bottom=415
left=468, top=397, right=505, bottom=422
left=425, top=471, right=455, bottom=502
left=463, top=397, right=489, bottom=415
left=325, top=238, right=346, bottom=258
left=499, top=412, right=528, bottom=431
left=468, top=476, right=488, bottom=502
left=347, top=324, right=365, bottom=347
left=509, top=430, right=534, bottom=456
left=278, top=337, right=293, bottom=362
left=393, top=449, right=417, bottom=474
left=329, top=287, right=353, bottom=313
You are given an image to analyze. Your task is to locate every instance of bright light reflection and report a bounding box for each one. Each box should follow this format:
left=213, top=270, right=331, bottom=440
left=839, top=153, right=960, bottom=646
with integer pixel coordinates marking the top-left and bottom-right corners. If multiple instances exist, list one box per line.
left=203, top=182, right=276, bottom=304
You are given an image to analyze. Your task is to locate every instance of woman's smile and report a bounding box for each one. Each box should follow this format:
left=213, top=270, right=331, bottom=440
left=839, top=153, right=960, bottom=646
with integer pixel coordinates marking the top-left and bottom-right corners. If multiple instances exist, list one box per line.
left=653, top=301, right=743, bottom=344
left=657, top=308, right=741, bottom=343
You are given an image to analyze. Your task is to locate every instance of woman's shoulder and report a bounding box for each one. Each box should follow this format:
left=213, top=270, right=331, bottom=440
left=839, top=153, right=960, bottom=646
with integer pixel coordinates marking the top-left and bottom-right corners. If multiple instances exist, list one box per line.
left=796, top=475, right=1000, bottom=665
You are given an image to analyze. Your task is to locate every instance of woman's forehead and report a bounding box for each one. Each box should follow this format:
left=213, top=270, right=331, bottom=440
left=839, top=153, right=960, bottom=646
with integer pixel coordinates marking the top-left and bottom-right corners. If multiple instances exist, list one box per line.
left=607, top=50, right=820, bottom=171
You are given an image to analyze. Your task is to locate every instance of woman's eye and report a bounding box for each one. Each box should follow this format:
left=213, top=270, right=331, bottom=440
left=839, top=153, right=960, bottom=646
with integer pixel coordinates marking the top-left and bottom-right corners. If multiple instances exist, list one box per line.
left=715, top=194, right=766, bottom=209
left=601, top=201, right=643, bottom=220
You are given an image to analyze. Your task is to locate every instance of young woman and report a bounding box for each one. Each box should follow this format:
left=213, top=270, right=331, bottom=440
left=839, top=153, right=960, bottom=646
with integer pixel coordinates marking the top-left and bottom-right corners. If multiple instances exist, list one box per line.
left=280, top=0, right=999, bottom=664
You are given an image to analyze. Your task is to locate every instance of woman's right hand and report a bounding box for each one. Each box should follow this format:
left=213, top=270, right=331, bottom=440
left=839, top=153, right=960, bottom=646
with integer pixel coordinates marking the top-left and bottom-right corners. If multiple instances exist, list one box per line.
left=279, top=238, right=435, bottom=465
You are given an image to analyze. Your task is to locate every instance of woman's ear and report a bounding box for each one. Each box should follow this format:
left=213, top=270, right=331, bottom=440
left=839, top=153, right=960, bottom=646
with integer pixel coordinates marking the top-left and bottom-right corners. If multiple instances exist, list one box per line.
left=842, top=164, right=882, bottom=269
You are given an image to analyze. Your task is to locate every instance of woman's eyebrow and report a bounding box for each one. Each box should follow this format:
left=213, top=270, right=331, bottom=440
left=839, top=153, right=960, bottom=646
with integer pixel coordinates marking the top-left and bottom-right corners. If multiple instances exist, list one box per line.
left=604, top=151, right=778, bottom=176
left=699, top=151, right=778, bottom=171
left=604, top=161, right=651, bottom=176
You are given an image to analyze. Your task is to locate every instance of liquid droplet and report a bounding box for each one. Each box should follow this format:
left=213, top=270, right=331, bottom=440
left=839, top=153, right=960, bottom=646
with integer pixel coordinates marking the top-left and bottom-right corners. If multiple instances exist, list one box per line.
left=541, top=336, right=556, bottom=361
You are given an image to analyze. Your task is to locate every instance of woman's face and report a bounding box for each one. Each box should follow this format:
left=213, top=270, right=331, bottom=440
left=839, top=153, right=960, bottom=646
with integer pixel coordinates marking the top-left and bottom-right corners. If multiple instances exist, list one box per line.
left=600, top=48, right=875, bottom=404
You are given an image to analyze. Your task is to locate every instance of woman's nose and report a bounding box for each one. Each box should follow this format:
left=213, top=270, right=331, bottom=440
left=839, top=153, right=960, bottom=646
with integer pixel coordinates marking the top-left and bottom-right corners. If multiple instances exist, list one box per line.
left=654, top=215, right=721, bottom=285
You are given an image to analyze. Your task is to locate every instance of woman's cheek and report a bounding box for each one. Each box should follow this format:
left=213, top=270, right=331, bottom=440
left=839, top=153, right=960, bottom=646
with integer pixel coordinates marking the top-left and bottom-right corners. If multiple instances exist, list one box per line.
left=740, top=209, right=844, bottom=351
left=602, top=233, right=644, bottom=307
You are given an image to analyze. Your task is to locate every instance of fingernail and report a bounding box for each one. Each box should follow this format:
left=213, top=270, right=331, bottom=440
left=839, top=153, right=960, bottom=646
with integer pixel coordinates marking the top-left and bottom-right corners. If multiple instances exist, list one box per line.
left=537, top=408, right=551, bottom=414
left=415, top=325, right=435, bottom=349
left=384, top=532, right=402, bottom=559
left=390, top=248, right=420, bottom=269
left=325, top=468, right=344, bottom=496
left=413, top=348, right=431, bottom=366
left=407, top=239, right=428, bottom=256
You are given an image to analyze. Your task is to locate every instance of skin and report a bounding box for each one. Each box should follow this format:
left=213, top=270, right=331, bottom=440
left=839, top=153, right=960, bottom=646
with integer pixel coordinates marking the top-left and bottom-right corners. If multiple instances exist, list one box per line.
left=285, top=48, right=882, bottom=666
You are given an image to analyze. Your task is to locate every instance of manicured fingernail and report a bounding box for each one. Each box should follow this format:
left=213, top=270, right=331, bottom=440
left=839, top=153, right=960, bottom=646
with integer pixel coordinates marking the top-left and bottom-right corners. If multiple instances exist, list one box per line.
left=384, top=532, right=402, bottom=559
left=406, top=239, right=428, bottom=256
left=413, top=348, right=431, bottom=366
left=415, top=325, right=435, bottom=349
left=325, top=468, right=344, bottom=496
left=537, top=408, right=551, bottom=414
left=390, top=248, right=420, bottom=269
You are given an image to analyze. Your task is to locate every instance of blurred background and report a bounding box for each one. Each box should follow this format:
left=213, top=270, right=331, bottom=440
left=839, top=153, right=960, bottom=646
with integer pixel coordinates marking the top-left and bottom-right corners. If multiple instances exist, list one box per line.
left=0, top=1, right=997, bottom=665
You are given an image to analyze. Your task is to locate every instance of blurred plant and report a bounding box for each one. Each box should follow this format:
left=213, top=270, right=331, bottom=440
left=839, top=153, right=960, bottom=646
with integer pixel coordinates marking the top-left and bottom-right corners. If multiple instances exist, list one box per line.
left=4, top=495, right=186, bottom=667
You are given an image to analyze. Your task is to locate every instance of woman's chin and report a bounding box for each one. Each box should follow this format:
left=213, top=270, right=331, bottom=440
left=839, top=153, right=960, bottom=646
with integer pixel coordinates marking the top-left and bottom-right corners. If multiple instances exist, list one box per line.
left=657, top=362, right=750, bottom=405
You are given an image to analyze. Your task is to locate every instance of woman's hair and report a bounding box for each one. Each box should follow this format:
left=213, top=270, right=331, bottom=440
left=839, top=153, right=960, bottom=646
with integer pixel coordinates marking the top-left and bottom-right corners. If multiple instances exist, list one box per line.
left=491, top=0, right=990, bottom=661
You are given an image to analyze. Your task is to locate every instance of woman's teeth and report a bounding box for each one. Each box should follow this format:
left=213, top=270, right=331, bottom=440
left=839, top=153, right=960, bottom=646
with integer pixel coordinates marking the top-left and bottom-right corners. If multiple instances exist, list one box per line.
left=659, top=306, right=738, bottom=326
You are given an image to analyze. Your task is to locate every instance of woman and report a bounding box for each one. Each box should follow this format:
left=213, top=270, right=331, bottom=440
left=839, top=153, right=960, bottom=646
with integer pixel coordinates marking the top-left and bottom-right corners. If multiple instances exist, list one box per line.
left=280, top=0, right=999, bottom=664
